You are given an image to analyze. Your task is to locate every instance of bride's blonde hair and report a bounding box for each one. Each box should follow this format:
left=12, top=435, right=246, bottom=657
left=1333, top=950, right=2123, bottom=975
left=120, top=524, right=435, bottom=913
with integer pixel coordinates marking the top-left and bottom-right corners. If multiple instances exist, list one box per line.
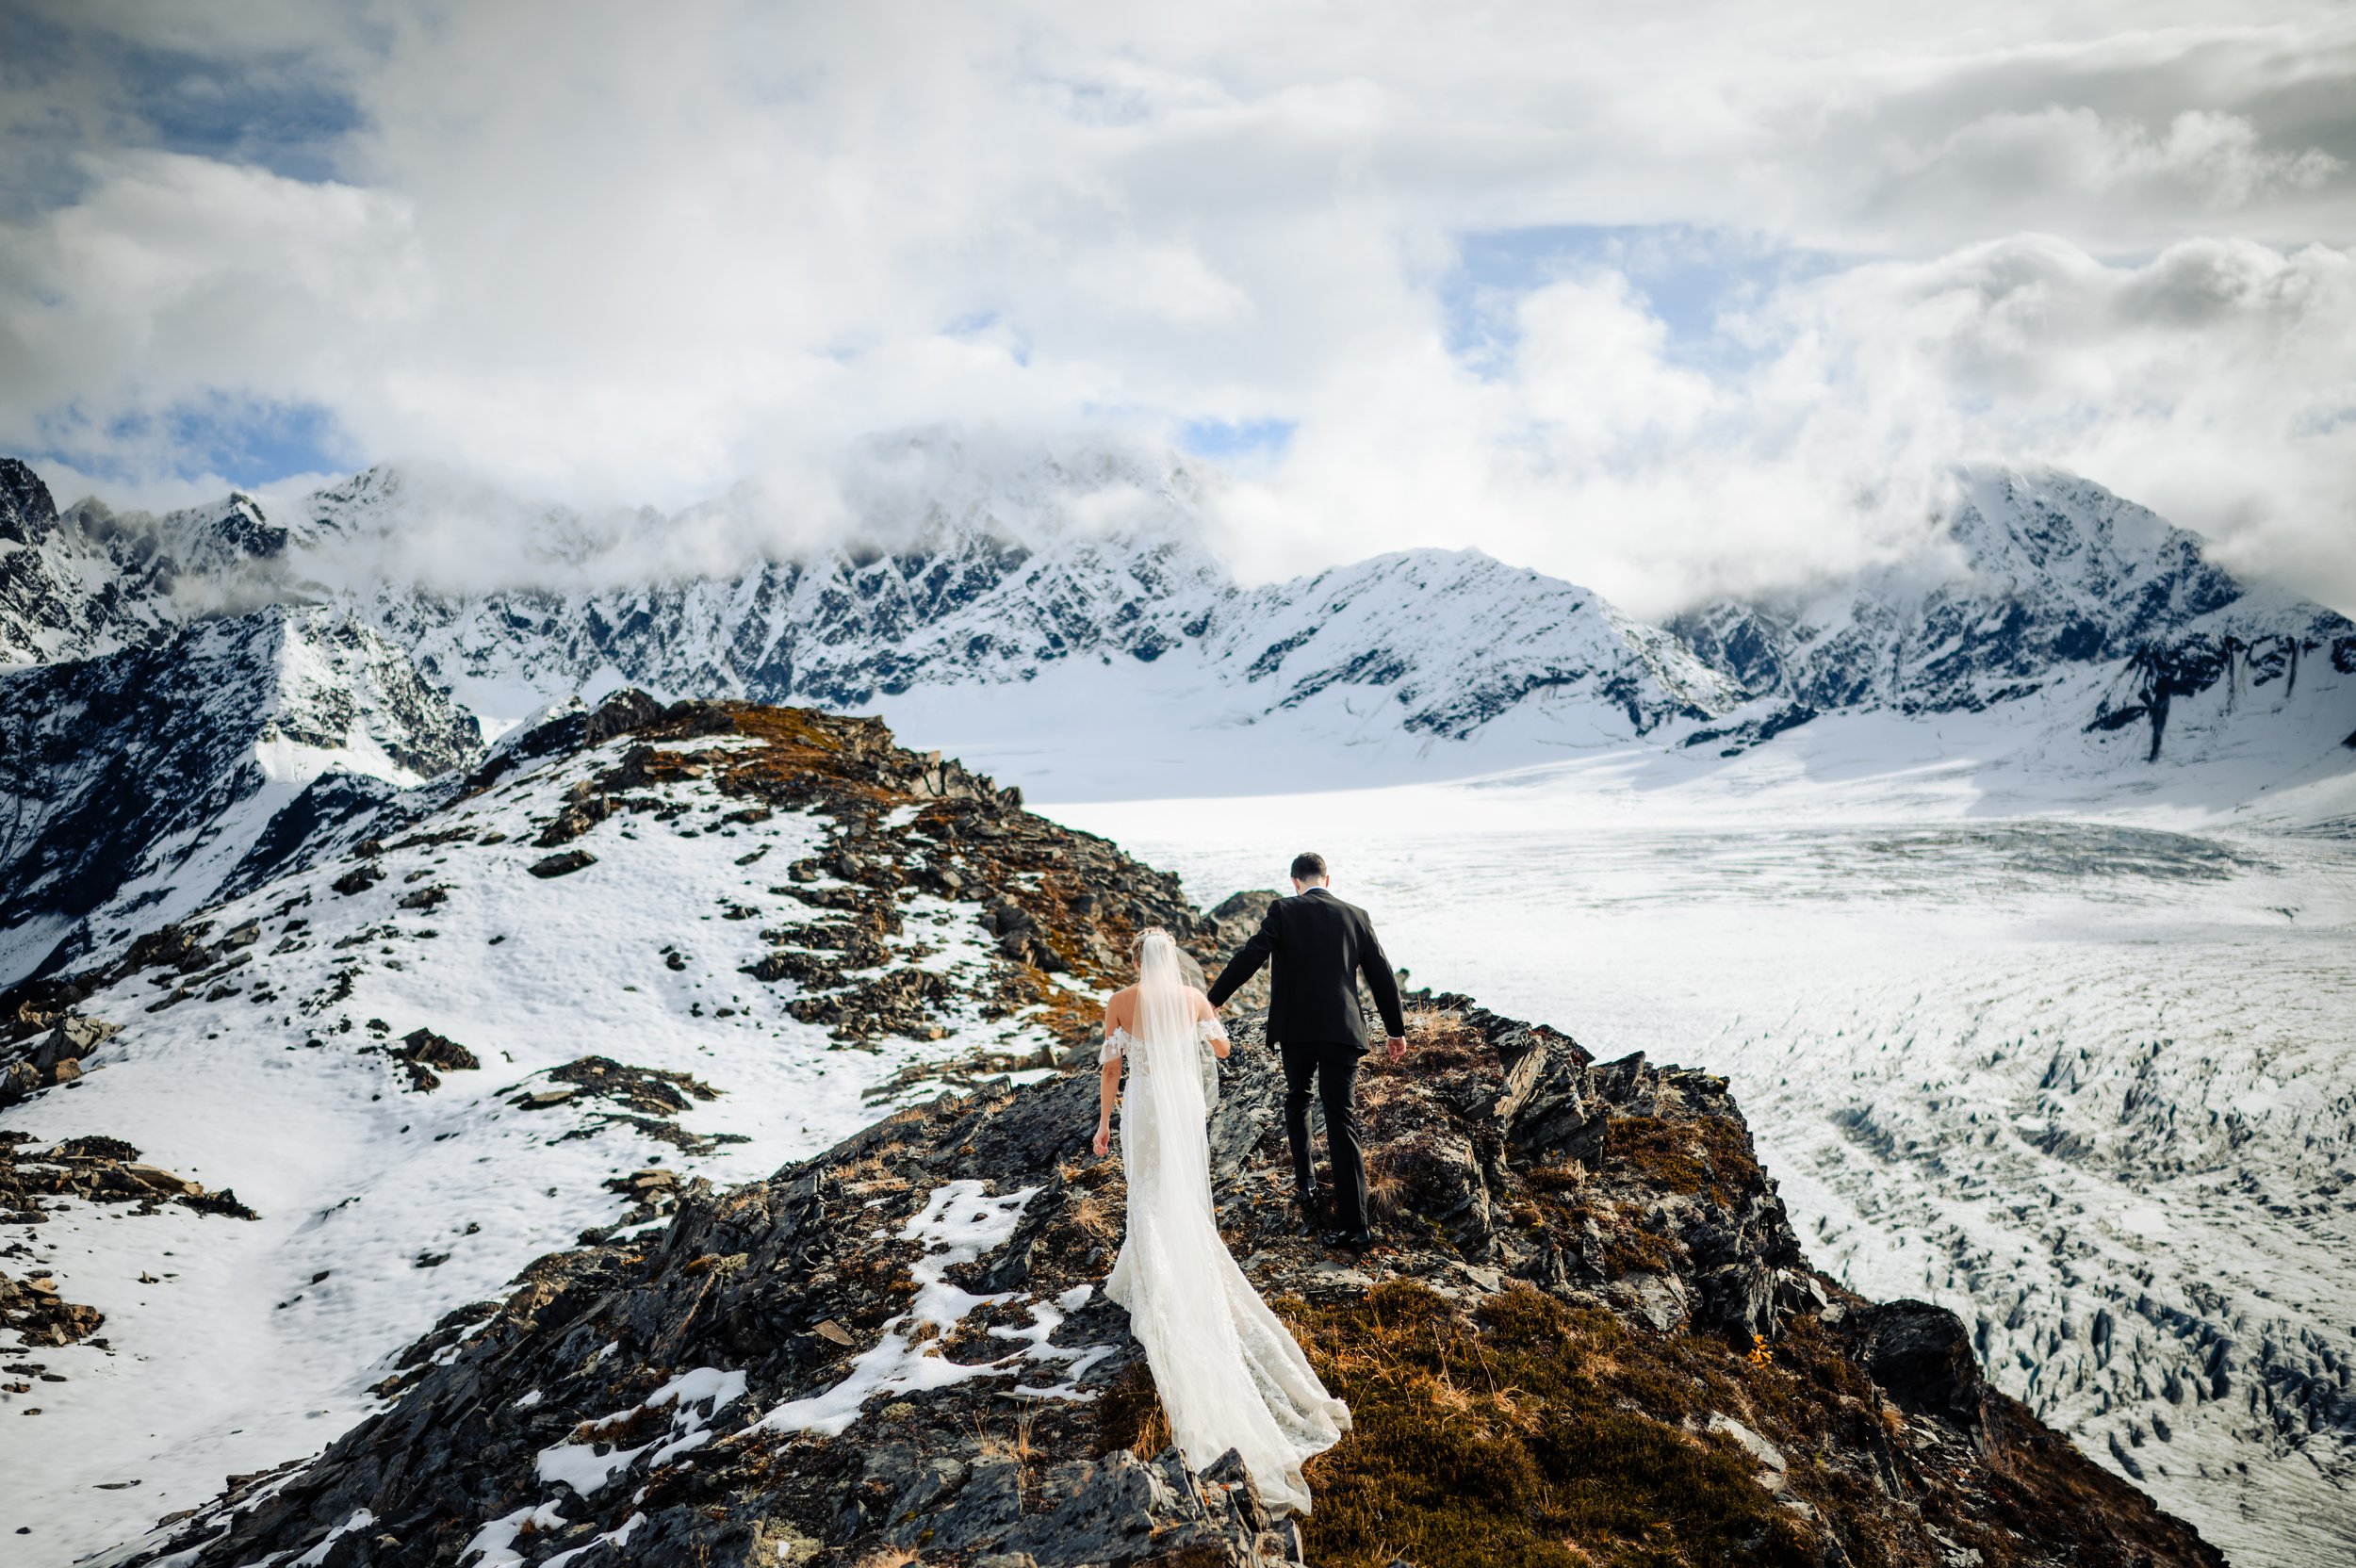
left=1132, top=926, right=1206, bottom=991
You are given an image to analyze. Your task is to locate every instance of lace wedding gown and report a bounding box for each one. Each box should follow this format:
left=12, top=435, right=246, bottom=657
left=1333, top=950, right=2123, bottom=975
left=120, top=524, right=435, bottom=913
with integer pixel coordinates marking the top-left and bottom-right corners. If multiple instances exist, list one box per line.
left=1102, top=941, right=1350, bottom=1514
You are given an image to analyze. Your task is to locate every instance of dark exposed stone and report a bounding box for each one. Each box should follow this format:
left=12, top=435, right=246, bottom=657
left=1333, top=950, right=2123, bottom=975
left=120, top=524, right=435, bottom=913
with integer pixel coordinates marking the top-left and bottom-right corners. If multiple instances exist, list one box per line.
left=387, top=1028, right=480, bottom=1092
left=1843, top=1298, right=1990, bottom=1431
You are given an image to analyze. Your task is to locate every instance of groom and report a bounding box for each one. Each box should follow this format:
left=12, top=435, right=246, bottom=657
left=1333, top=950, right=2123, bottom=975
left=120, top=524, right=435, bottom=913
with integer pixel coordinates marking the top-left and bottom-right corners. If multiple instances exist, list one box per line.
left=1207, top=852, right=1407, bottom=1250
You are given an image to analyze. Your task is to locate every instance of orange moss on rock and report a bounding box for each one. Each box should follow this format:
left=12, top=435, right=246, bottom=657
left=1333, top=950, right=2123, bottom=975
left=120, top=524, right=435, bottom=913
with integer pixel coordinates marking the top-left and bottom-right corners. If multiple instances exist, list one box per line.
left=1284, top=1280, right=1813, bottom=1568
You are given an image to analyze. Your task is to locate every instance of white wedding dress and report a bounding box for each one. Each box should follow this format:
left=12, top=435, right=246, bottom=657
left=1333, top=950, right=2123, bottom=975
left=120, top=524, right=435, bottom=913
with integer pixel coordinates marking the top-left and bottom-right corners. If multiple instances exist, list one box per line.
left=1102, top=937, right=1350, bottom=1514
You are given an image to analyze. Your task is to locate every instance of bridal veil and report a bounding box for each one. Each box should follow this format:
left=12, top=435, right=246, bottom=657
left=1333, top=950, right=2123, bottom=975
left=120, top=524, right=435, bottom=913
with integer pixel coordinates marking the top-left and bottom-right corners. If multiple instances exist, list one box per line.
left=1104, top=931, right=1350, bottom=1514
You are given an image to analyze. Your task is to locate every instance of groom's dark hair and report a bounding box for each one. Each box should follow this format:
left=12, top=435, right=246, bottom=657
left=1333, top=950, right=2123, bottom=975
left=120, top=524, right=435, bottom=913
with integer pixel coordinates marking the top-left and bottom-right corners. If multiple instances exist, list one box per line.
left=1290, top=851, right=1328, bottom=882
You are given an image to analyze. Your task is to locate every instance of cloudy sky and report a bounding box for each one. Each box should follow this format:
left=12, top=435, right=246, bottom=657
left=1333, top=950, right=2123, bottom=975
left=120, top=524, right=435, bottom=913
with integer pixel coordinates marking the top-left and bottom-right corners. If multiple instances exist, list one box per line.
left=3, top=1, right=2352, bottom=613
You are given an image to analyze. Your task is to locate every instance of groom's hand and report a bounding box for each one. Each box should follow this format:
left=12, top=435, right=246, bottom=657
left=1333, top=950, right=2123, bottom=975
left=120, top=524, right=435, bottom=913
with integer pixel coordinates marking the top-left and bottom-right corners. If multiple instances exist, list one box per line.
left=1386, top=1035, right=1406, bottom=1065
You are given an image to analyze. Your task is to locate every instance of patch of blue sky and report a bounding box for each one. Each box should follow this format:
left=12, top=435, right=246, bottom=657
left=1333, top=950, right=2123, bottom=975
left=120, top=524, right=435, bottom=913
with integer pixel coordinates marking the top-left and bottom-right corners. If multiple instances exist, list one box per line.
left=38, top=395, right=355, bottom=490
left=1440, top=223, right=1845, bottom=379
left=114, top=37, right=365, bottom=187
left=0, top=11, right=366, bottom=215
left=1175, top=417, right=1296, bottom=469
left=944, top=310, right=1030, bottom=367
left=0, top=8, right=91, bottom=218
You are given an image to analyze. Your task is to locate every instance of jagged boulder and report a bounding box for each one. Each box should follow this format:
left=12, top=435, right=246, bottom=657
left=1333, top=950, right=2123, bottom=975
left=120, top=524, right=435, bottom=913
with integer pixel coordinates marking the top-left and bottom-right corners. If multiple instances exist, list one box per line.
left=0, top=1009, right=122, bottom=1105
left=1840, top=1298, right=1990, bottom=1431
left=389, top=1028, right=480, bottom=1092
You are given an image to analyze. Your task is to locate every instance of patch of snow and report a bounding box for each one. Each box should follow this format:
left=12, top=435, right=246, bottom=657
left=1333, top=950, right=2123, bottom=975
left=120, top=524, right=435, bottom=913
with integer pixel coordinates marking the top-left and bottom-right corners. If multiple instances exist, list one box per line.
left=540, top=1512, right=645, bottom=1568
left=534, top=1365, right=747, bottom=1498
left=459, top=1502, right=564, bottom=1568
left=289, top=1508, right=373, bottom=1566
left=756, top=1180, right=1112, bottom=1436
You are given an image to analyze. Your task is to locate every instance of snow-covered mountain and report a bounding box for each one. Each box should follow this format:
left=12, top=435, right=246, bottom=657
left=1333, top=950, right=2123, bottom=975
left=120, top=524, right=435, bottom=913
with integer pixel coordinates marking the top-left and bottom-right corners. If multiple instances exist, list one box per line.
left=0, top=605, right=483, bottom=985
left=11, top=449, right=2348, bottom=788
left=1670, top=467, right=2355, bottom=767
left=0, top=458, right=319, bottom=666
left=4, top=443, right=2351, bottom=981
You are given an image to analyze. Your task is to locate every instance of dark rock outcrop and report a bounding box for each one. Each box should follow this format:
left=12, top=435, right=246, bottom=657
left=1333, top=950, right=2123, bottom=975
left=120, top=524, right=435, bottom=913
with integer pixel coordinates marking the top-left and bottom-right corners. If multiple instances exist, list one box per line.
left=0, top=1129, right=257, bottom=1225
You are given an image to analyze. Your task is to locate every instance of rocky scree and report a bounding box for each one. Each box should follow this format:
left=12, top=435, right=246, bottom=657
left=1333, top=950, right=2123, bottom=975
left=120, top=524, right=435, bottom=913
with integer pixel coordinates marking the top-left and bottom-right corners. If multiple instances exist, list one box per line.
left=0, top=1127, right=254, bottom=1358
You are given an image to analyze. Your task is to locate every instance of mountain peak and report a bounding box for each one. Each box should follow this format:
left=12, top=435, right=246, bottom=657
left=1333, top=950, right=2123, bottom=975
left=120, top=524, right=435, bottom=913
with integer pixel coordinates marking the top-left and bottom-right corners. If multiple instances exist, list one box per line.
left=1669, top=464, right=2354, bottom=752
left=0, top=604, right=483, bottom=984
left=1943, top=466, right=2244, bottom=634
left=0, top=457, right=58, bottom=546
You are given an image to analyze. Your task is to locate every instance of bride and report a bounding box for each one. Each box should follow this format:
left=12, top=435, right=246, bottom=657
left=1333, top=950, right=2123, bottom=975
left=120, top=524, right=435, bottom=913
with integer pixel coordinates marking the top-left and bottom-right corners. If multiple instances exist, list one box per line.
left=1089, top=928, right=1351, bottom=1514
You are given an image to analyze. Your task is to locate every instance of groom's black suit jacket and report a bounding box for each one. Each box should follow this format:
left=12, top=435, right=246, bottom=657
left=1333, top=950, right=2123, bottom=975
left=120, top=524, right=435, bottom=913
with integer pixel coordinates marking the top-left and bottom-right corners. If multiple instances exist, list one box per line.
left=1205, top=887, right=1406, bottom=1053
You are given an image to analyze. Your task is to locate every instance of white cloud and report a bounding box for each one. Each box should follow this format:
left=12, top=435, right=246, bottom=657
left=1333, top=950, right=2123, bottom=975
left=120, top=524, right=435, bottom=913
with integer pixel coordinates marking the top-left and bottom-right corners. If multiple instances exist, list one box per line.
left=1070, top=237, right=1253, bottom=326
left=0, top=1, right=2351, bottom=611
left=1857, top=106, right=2344, bottom=238
left=1219, top=235, right=2356, bottom=615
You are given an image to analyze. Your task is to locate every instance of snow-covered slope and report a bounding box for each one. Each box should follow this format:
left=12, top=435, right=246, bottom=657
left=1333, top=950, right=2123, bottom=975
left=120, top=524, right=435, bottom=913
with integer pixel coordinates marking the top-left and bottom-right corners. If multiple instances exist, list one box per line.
left=0, top=694, right=1207, bottom=1565
left=0, top=606, right=484, bottom=986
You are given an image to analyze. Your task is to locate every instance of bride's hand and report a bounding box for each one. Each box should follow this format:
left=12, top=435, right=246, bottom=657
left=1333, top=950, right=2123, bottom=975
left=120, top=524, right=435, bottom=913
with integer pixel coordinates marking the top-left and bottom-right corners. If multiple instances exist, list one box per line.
left=1092, top=1123, right=1111, bottom=1158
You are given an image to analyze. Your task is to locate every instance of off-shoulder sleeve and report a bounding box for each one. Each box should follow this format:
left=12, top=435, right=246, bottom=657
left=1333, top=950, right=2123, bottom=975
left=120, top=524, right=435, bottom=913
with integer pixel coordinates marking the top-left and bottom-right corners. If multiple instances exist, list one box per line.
left=1198, top=1017, right=1228, bottom=1043
left=1099, top=1026, right=1128, bottom=1064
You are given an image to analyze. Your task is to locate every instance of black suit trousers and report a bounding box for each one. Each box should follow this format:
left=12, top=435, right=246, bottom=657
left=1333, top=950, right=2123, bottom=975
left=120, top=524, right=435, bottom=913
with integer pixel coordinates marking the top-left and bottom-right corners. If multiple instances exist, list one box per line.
left=1280, top=1039, right=1365, bottom=1231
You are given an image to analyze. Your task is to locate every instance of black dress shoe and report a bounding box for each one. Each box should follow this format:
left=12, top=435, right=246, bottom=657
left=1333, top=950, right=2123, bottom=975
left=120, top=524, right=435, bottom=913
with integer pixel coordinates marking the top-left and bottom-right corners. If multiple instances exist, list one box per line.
left=1322, top=1227, right=1374, bottom=1250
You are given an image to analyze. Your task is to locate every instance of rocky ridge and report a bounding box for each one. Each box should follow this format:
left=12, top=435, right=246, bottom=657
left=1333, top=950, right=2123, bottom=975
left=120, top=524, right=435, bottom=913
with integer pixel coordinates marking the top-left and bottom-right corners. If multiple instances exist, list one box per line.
left=103, top=1000, right=2224, bottom=1568
left=0, top=689, right=1250, bottom=1559
left=0, top=690, right=2228, bottom=1567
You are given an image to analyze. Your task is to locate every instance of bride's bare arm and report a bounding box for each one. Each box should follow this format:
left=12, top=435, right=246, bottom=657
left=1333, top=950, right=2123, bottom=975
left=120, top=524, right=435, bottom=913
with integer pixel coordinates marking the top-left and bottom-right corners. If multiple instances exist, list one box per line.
left=1093, top=1053, right=1120, bottom=1157
left=1093, top=991, right=1127, bottom=1157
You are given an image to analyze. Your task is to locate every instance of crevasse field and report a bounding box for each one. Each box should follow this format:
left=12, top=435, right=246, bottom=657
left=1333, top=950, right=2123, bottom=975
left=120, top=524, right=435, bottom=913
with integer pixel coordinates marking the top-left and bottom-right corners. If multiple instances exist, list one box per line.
left=1049, top=737, right=2356, bottom=1568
